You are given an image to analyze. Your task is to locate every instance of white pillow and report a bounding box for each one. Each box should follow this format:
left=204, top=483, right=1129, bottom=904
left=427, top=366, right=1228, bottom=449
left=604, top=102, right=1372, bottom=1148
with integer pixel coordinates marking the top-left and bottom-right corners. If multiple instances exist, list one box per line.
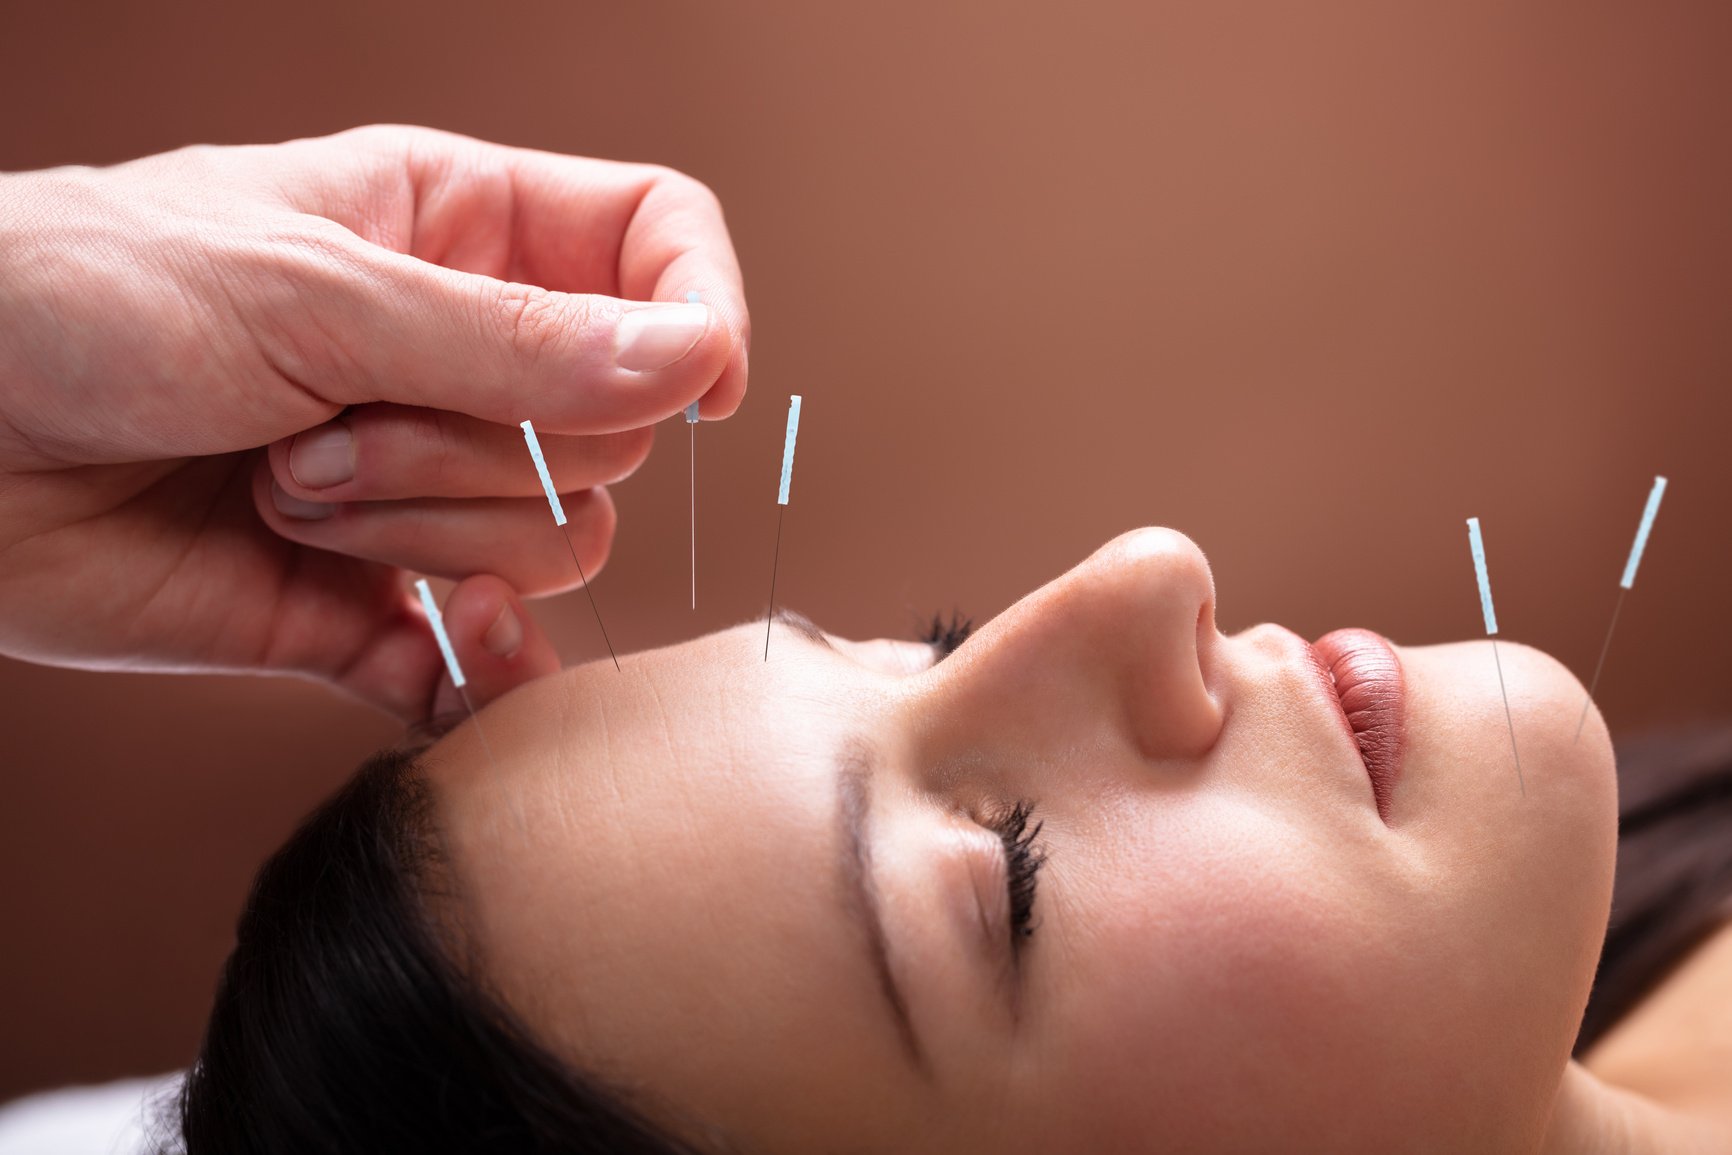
left=0, top=1073, right=182, bottom=1155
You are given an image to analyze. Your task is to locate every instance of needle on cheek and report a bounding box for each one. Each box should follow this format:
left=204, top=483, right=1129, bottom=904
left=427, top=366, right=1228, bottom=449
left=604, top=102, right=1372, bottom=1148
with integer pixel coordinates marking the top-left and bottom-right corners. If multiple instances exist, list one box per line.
left=1466, top=517, right=1524, bottom=795
left=1575, top=476, right=1667, bottom=743
left=415, top=578, right=527, bottom=839
left=519, top=419, right=621, bottom=671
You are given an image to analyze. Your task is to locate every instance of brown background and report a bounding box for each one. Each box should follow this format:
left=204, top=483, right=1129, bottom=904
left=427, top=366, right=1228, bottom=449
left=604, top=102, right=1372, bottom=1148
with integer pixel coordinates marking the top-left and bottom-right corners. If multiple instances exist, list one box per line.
left=2, top=1, right=1728, bottom=1101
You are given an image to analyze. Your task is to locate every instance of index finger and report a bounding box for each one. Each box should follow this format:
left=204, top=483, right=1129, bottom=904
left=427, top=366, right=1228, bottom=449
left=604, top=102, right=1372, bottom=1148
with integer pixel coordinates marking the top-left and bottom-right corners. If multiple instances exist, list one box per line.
left=305, top=127, right=752, bottom=418
left=509, top=149, right=751, bottom=419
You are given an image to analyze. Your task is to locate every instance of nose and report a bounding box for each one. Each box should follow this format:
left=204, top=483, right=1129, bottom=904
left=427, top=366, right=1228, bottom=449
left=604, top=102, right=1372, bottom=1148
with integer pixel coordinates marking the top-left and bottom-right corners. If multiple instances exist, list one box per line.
left=920, top=528, right=1224, bottom=768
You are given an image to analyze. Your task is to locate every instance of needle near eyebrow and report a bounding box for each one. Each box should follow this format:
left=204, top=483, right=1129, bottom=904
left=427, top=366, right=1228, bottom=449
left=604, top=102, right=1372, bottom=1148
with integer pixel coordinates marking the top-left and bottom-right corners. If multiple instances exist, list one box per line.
left=765, top=394, right=803, bottom=661
left=558, top=529, right=621, bottom=672
left=520, top=419, right=621, bottom=671
left=685, top=290, right=701, bottom=611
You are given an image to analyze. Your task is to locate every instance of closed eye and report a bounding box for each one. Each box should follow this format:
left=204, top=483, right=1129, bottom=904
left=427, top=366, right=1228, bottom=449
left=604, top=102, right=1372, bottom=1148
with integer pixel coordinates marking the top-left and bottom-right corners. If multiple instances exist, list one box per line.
left=919, top=611, right=974, bottom=661
left=987, top=800, right=1046, bottom=953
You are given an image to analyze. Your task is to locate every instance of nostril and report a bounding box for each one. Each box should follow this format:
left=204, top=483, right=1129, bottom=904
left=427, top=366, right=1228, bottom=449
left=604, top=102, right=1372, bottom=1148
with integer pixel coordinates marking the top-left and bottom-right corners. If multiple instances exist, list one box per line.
left=1195, top=599, right=1220, bottom=678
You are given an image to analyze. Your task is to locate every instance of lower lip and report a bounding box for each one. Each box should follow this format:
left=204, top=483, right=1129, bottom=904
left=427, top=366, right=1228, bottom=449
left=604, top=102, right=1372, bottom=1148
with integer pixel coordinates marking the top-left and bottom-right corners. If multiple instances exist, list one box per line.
left=1312, top=629, right=1405, bottom=820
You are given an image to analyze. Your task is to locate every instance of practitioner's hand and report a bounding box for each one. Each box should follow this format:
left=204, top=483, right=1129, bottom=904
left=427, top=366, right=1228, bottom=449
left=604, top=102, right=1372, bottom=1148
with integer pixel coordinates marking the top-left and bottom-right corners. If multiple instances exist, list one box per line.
left=0, top=125, right=748, bottom=719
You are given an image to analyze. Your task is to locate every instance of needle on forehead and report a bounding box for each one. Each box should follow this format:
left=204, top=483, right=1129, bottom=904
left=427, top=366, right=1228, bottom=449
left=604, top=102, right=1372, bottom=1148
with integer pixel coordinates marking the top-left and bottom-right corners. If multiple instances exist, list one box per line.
left=1575, top=476, right=1668, bottom=742
left=1467, top=517, right=1524, bottom=795
left=520, top=419, right=621, bottom=671
left=765, top=394, right=803, bottom=660
left=414, top=578, right=526, bottom=838
left=686, top=290, right=701, bottom=611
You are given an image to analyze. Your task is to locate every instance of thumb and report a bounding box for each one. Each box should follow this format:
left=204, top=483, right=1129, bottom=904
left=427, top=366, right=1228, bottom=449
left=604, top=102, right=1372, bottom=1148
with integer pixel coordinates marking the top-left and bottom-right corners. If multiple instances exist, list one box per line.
left=426, top=574, right=562, bottom=719
left=269, top=238, right=736, bottom=435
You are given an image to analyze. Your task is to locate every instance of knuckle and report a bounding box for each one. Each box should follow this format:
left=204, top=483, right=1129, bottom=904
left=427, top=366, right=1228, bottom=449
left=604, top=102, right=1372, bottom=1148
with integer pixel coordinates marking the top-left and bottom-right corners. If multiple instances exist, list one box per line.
left=338, top=123, right=425, bottom=151
left=410, top=407, right=463, bottom=489
left=489, top=281, right=577, bottom=368
left=281, top=218, right=370, bottom=271
left=638, top=164, right=721, bottom=215
left=332, top=123, right=391, bottom=148
left=396, top=502, right=440, bottom=561
left=328, top=125, right=469, bottom=181
left=161, top=142, right=224, bottom=179
left=219, top=221, right=375, bottom=400
left=211, top=214, right=370, bottom=304
left=665, top=168, right=722, bottom=214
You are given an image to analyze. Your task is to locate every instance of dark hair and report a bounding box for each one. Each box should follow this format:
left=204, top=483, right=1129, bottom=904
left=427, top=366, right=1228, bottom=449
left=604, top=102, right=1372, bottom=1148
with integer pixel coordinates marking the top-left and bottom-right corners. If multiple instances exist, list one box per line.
left=167, top=746, right=724, bottom=1155
left=1576, top=721, right=1732, bottom=1055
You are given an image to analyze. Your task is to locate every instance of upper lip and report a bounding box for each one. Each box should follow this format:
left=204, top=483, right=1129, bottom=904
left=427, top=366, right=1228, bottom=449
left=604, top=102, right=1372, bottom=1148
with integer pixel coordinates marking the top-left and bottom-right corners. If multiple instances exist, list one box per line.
left=1307, top=629, right=1406, bottom=822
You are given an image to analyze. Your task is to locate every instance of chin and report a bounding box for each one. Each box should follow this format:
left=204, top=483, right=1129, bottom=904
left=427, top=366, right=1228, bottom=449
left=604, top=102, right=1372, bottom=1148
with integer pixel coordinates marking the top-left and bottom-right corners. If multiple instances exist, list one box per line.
left=1498, top=638, right=1619, bottom=804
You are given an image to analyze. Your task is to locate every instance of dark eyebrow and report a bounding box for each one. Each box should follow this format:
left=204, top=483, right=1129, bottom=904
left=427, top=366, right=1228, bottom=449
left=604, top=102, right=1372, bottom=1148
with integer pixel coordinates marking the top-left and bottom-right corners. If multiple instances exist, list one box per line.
left=774, top=607, right=956, bottom=666
left=836, top=742, right=929, bottom=1074
left=770, top=606, right=834, bottom=650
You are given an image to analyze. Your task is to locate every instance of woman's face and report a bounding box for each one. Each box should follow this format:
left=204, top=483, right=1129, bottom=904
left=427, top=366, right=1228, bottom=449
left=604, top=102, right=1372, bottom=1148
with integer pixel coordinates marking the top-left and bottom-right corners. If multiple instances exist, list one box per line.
left=423, top=528, right=1617, bottom=1153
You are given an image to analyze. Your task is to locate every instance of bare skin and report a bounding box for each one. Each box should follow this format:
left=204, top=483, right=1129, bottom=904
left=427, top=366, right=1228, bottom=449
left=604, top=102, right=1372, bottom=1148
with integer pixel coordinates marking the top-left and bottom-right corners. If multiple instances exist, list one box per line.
left=1583, top=917, right=1732, bottom=1137
left=0, top=126, right=749, bottom=719
left=410, top=528, right=1731, bottom=1153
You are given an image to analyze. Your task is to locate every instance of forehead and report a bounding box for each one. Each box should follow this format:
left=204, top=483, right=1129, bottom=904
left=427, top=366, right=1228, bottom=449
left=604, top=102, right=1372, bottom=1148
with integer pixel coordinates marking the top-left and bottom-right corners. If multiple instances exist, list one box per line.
left=418, top=622, right=928, bottom=1143
left=422, top=621, right=840, bottom=940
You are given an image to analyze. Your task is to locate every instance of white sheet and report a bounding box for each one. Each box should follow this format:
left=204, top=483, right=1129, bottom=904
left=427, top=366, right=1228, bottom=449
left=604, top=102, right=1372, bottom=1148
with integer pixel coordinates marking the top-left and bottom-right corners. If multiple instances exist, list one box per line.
left=0, top=1073, right=182, bottom=1155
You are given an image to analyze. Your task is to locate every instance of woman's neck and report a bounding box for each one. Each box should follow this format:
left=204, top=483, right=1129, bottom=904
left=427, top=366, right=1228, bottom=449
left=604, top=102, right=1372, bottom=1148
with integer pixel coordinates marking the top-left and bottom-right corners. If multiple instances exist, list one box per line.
left=1542, top=1062, right=1732, bottom=1155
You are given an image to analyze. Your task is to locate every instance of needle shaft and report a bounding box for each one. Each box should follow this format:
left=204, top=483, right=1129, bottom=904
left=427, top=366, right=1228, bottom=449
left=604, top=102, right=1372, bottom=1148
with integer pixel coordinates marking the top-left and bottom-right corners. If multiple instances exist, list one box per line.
left=417, top=577, right=525, bottom=840
left=457, top=683, right=528, bottom=838
left=1491, top=638, right=1525, bottom=796
left=1574, top=587, right=1626, bottom=743
left=690, top=421, right=697, bottom=611
left=764, top=506, right=785, bottom=661
left=561, top=528, right=621, bottom=671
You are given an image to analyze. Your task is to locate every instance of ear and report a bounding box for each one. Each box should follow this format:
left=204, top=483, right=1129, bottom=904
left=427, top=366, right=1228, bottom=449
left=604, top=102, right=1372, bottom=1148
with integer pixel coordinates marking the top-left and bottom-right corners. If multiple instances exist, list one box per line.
left=428, top=573, right=562, bottom=717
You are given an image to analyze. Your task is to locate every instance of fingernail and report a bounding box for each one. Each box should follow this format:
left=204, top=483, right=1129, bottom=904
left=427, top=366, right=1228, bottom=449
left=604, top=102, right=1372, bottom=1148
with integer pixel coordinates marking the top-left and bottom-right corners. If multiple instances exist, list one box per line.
left=615, top=302, right=708, bottom=372
left=271, top=480, right=336, bottom=520
left=482, top=603, right=524, bottom=659
left=289, top=423, right=355, bottom=489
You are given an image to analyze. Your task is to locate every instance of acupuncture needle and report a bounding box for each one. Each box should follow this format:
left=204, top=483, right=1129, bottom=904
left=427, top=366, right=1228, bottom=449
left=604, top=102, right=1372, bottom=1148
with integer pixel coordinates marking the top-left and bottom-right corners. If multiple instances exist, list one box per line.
left=415, top=578, right=527, bottom=838
left=764, top=394, right=803, bottom=660
left=685, top=290, right=701, bottom=610
left=1574, top=476, right=1668, bottom=742
left=1466, top=517, right=1524, bottom=795
left=520, top=418, right=621, bottom=671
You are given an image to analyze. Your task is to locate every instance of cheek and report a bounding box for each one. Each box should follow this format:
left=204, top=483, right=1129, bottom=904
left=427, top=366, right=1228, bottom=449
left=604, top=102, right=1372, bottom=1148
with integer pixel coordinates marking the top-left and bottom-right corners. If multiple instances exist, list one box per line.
left=1028, top=808, right=1539, bottom=1152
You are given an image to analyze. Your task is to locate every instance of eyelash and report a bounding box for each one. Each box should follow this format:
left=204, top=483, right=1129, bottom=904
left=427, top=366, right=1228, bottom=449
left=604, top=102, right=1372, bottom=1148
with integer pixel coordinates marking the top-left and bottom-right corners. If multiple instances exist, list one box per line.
left=919, top=613, right=1044, bottom=946
left=987, top=800, right=1047, bottom=946
left=919, top=611, right=974, bottom=659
